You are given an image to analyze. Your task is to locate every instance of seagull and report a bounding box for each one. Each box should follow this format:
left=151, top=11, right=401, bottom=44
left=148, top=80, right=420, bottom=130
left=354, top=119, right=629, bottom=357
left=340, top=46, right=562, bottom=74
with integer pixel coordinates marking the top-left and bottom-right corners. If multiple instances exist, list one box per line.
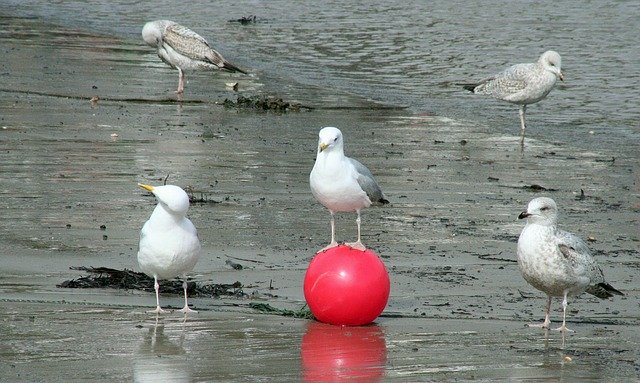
left=461, top=50, right=564, bottom=145
left=517, top=197, right=623, bottom=332
left=142, top=20, right=247, bottom=94
left=309, top=127, right=389, bottom=252
left=137, top=183, right=201, bottom=314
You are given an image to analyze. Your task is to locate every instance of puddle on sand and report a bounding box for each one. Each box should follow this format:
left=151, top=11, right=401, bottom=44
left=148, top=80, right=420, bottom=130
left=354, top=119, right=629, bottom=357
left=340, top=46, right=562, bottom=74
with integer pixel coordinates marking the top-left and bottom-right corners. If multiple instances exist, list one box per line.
left=1, top=304, right=638, bottom=381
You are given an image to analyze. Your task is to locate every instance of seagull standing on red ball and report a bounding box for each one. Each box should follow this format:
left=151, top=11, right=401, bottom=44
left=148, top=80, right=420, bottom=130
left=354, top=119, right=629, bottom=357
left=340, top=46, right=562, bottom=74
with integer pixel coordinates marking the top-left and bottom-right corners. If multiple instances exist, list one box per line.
left=309, top=127, right=389, bottom=252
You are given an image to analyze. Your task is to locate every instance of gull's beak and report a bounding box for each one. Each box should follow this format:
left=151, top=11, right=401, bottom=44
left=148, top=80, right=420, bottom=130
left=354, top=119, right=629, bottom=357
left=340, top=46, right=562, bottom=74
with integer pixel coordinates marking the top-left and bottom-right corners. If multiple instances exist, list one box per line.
left=319, top=142, right=329, bottom=152
left=138, top=183, right=155, bottom=192
left=518, top=211, right=531, bottom=219
left=558, top=71, right=564, bottom=81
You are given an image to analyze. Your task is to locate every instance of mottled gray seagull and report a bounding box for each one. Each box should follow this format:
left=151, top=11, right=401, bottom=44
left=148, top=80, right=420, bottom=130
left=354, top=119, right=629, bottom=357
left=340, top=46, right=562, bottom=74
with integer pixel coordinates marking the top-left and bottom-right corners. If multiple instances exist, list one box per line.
left=142, top=20, right=246, bottom=94
left=462, top=50, right=563, bottom=145
left=517, top=197, right=623, bottom=332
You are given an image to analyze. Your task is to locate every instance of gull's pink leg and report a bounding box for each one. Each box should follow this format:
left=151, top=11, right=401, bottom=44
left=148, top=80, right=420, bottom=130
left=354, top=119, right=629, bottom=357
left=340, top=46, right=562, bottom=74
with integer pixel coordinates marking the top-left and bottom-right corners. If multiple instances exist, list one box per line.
left=148, top=275, right=169, bottom=314
left=554, top=292, right=574, bottom=332
left=176, top=68, right=185, bottom=94
left=527, top=295, right=551, bottom=329
left=345, top=210, right=366, bottom=251
left=519, top=105, right=527, bottom=146
left=178, top=278, right=197, bottom=314
left=318, top=211, right=339, bottom=252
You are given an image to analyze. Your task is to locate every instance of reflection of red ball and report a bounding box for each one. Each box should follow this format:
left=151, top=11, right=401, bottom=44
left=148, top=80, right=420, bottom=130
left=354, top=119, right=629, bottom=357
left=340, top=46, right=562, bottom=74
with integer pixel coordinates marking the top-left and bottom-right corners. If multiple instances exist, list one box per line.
left=304, top=245, right=390, bottom=326
left=301, top=322, right=387, bottom=382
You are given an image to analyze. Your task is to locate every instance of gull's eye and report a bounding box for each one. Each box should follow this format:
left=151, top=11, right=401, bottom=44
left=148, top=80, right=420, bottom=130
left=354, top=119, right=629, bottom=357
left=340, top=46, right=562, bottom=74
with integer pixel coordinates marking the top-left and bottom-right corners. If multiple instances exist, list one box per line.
left=540, top=206, right=550, bottom=211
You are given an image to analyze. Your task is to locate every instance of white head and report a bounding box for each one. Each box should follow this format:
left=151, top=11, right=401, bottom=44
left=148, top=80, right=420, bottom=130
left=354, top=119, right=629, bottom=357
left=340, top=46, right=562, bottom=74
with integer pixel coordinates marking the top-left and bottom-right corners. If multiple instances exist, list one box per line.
left=518, top=197, right=558, bottom=226
left=539, top=50, right=563, bottom=81
left=142, top=20, right=173, bottom=47
left=317, top=126, right=344, bottom=154
left=138, top=183, right=190, bottom=216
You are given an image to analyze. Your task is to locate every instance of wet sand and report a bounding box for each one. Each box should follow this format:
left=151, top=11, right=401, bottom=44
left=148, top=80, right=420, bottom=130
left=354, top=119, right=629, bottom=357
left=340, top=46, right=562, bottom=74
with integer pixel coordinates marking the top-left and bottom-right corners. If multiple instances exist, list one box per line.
left=1, top=14, right=639, bottom=382
left=2, top=302, right=638, bottom=382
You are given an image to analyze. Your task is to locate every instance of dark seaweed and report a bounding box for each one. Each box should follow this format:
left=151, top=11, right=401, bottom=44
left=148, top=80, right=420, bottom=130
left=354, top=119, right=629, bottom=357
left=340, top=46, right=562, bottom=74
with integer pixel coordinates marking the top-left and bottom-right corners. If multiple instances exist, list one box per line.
left=57, top=266, right=245, bottom=298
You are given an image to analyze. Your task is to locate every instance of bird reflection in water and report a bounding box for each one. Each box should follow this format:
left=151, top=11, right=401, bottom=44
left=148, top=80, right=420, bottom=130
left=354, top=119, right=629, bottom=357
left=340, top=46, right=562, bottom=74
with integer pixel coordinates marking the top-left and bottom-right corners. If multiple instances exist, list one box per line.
left=134, top=318, right=192, bottom=383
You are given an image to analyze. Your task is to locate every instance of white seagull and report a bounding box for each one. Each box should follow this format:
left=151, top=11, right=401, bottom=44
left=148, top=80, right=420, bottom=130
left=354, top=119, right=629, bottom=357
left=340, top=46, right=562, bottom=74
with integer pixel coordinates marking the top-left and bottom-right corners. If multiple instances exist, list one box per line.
left=462, top=50, right=564, bottom=145
left=142, top=20, right=247, bottom=94
left=310, top=127, right=389, bottom=252
left=517, top=197, right=623, bottom=332
left=138, top=183, right=201, bottom=314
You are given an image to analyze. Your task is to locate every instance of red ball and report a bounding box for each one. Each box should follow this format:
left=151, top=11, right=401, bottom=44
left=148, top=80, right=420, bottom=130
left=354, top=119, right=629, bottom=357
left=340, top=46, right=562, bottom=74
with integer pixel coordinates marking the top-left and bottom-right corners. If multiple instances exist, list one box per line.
left=301, top=322, right=387, bottom=381
left=304, top=245, right=390, bottom=326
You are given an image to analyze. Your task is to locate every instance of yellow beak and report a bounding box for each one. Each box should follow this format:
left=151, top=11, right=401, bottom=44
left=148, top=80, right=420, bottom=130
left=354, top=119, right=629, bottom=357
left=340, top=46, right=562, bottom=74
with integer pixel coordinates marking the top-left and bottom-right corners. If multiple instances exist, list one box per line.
left=558, top=71, right=564, bottom=81
left=138, top=183, right=155, bottom=192
left=319, top=143, right=328, bottom=152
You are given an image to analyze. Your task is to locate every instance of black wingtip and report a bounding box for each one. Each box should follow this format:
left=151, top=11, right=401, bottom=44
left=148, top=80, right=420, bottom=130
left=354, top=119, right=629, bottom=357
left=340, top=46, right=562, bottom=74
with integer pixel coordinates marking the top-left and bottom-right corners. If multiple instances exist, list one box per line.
left=589, top=282, right=624, bottom=299
left=222, top=61, right=248, bottom=75
left=600, top=282, right=624, bottom=297
left=380, top=198, right=390, bottom=205
left=462, top=84, right=477, bottom=92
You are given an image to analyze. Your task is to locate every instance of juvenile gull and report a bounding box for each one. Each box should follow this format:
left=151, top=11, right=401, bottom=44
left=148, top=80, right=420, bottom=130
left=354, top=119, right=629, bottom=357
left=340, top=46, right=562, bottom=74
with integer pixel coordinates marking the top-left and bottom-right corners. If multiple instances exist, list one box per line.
left=462, top=50, right=564, bottom=144
left=142, top=20, right=247, bottom=94
left=517, top=197, right=623, bottom=332
left=138, top=183, right=201, bottom=314
left=310, top=127, right=389, bottom=252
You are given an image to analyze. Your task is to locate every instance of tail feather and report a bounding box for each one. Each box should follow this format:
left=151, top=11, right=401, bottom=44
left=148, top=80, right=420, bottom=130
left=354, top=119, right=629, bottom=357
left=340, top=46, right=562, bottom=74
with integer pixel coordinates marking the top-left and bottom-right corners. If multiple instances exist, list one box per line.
left=372, top=196, right=390, bottom=206
left=587, top=282, right=624, bottom=299
left=460, top=83, right=478, bottom=92
left=221, top=60, right=248, bottom=74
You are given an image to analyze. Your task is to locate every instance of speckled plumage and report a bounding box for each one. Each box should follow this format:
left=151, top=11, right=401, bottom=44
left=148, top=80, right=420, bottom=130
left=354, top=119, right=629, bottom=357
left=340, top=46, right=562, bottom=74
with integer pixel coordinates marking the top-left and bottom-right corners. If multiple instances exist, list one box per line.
left=310, top=127, right=388, bottom=252
left=463, top=50, right=563, bottom=144
left=517, top=197, right=622, bottom=332
left=142, top=20, right=246, bottom=94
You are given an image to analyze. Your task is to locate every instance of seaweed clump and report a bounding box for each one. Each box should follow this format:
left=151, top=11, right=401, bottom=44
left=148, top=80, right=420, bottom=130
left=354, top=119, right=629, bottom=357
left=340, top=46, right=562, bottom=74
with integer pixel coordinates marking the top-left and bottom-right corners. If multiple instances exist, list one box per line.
left=222, top=95, right=310, bottom=112
left=57, top=266, right=245, bottom=298
left=228, top=15, right=257, bottom=25
left=248, top=302, right=314, bottom=319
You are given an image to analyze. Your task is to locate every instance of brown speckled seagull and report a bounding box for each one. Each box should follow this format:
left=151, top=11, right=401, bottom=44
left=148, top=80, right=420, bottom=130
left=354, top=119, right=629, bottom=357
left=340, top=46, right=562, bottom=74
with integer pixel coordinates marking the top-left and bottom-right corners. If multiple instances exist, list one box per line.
left=142, top=20, right=247, bottom=94
left=517, top=197, right=623, bottom=332
left=461, top=50, right=563, bottom=145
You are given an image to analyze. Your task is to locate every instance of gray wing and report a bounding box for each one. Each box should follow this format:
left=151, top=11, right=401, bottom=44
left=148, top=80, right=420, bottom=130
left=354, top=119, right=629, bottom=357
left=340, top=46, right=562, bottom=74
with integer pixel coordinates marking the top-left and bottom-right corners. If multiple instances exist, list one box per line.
left=557, top=230, right=591, bottom=256
left=472, top=63, right=535, bottom=98
left=556, top=230, right=598, bottom=275
left=164, top=23, right=226, bottom=66
left=164, top=23, right=246, bottom=73
left=349, top=157, right=388, bottom=205
left=557, top=230, right=623, bottom=299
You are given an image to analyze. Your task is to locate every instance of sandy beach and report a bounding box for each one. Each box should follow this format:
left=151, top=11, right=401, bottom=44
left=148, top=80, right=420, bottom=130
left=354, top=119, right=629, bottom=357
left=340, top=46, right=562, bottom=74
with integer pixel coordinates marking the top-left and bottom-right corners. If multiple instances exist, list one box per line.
left=1, top=4, right=639, bottom=382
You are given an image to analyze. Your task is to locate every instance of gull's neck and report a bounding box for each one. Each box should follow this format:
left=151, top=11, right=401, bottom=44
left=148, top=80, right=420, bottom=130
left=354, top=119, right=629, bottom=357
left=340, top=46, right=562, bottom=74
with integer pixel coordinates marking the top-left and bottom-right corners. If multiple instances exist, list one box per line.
left=525, top=219, right=557, bottom=237
left=317, top=148, right=346, bottom=172
left=320, top=145, right=344, bottom=159
left=150, top=203, right=185, bottom=225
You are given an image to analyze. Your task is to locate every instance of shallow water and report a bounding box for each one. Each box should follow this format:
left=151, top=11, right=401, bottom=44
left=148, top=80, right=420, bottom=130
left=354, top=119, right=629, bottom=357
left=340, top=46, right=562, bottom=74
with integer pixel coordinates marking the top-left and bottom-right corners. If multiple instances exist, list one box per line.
left=0, top=1, right=639, bottom=381
left=2, top=303, right=639, bottom=382
left=2, top=0, right=639, bottom=147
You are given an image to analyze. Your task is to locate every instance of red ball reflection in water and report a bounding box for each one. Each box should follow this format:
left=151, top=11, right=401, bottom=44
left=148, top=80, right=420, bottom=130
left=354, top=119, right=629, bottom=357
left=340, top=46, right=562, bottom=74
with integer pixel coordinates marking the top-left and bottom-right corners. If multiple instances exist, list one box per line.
left=301, top=322, right=387, bottom=382
left=304, top=245, right=390, bottom=326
